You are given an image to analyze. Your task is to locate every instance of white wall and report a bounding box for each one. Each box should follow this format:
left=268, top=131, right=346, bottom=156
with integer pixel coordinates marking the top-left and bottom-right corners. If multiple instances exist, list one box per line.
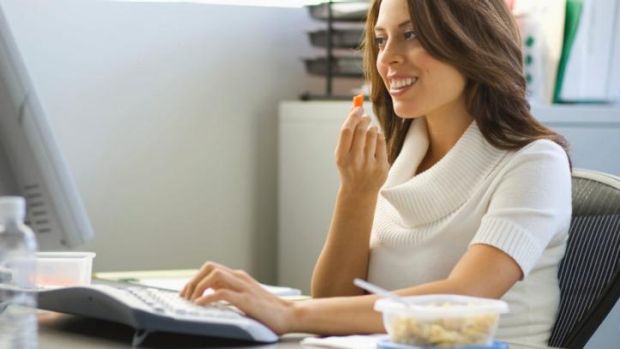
left=1, top=0, right=319, bottom=282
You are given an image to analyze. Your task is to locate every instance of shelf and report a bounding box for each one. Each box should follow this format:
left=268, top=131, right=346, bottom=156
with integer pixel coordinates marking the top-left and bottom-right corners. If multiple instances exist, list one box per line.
left=308, top=29, right=364, bottom=49
left=304, top=1, right=368, bottom=99
left=303, top=57, right=363, bottom=78
left=307, top=2, right=369, bottom=22
left=299, top=93, right=357, bottom=101
left=531, top=103, right=620, bottom=125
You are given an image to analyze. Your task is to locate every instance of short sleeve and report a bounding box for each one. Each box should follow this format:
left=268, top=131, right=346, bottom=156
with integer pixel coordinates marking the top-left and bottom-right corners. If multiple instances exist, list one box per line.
left=469, top=140, right=572, bottom=277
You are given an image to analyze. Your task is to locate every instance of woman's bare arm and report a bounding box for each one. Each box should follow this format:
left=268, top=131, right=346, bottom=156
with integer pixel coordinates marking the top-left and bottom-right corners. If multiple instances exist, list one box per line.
left=310, top=105, right=389, bottom=298
left=296, top=244, right=522, bottom=334
left=311, top=188, right=379, bottom=298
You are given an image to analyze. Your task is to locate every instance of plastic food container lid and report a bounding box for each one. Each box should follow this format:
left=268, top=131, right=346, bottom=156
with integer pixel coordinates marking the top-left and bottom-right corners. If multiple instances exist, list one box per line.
left=375, top=294, right=509, bottom=317
left=36, top=252, right=96, bottom=259
left=376, top=338, right=509, bottom=349
left=36, top=252, right=96, bottom=288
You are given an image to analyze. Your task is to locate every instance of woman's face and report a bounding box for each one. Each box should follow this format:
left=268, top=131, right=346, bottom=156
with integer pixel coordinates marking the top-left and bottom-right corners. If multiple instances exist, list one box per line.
left=375, top=0, right=467, bottom=119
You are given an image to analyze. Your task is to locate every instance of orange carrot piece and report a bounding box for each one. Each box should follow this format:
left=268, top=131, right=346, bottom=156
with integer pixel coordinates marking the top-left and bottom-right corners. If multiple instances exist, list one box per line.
left=353, top=94, right=364, bottom=107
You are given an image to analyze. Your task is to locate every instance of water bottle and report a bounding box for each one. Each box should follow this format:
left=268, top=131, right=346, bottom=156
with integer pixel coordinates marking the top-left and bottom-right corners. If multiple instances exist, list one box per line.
left=0, top=196, right=38, bottom=348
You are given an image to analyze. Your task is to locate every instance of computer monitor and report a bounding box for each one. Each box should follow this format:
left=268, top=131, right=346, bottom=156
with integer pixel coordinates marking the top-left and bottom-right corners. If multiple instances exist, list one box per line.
left=0, top=6, right=94, bottom=250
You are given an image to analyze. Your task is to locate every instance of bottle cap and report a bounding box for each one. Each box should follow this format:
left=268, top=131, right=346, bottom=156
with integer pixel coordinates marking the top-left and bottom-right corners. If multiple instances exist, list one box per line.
left=0, top=196, right=26, bottom=223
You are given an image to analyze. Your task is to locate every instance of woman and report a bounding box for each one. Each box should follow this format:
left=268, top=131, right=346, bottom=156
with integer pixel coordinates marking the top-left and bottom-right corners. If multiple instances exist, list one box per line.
left=180, top=0, right=571, bottom=347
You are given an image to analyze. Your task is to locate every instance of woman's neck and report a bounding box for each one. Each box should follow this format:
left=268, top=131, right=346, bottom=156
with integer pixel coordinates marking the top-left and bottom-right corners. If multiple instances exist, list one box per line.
left=416, top=98, right=474, bottom=174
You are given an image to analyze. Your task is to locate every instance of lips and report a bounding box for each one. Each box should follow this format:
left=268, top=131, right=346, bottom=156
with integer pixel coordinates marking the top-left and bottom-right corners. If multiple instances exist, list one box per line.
left=388, top=76, right=418, bottom=96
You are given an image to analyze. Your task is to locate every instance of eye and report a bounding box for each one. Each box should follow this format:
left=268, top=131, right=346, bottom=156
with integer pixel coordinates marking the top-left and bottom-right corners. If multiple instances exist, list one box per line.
left=374, top=36, right=386, bottom=49
left=404, top=31, right=417, bottom=41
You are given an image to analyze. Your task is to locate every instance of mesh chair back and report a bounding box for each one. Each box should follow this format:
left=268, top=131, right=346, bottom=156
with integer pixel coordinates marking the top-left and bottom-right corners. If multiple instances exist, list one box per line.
left=548, top=170, right=620, bottom=348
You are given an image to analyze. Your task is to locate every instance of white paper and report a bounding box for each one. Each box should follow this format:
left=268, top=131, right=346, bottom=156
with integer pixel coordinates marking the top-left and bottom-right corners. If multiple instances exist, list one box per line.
left=301, top=334, right=387, bottom=349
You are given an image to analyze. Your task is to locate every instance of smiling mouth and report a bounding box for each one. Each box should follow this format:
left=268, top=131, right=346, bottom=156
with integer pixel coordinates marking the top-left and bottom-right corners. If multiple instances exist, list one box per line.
left=389, top=77, right=418, bottom=94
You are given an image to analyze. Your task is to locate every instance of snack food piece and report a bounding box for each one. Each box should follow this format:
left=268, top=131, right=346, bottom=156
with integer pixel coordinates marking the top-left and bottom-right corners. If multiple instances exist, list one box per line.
left=389, top=311, right=499, bottom=347
left=353, top=94, right=364, bottom=107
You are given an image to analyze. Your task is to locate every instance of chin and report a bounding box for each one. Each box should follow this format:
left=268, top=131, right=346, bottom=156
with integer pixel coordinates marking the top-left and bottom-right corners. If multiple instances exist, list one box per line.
left=393, top=103, right=424, bottom=119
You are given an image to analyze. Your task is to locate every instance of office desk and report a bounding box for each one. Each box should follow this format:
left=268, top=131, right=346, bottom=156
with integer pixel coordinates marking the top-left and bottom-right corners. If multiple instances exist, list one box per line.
left=39, top=312, right=310, bottom=349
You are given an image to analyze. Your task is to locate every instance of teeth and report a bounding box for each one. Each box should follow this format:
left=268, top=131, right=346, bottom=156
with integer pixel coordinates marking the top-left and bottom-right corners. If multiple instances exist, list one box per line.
left=390, top=77, right=417, bottom=90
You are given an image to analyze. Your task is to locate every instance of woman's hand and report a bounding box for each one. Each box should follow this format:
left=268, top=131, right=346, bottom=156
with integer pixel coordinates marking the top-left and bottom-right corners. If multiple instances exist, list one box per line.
left=179, top=261, right=296, bottom=335
left=335, top=107, right=389, bottom=195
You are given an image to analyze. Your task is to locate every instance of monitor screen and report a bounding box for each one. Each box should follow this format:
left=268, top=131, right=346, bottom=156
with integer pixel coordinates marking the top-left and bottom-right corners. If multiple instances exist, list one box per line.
left=0, top=5, right=94, bottom=250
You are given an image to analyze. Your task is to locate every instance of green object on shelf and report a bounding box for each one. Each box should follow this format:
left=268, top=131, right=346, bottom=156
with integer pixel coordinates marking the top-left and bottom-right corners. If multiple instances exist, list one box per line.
left=525, top=35, right=535, bottom=47
left=553, top=0, right=584, bottom=103
left=526, top=73, right=533, bottom=84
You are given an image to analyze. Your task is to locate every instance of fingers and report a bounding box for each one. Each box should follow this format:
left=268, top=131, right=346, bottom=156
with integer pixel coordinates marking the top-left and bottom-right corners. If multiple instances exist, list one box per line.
left=180, top=261, right=233, bottom=299
left=189, top=268, right=247, bottom=301
left=336, top=107, right=363, bottom=156
left=180, top=261, right=213, bottom=298
left=336, top=115, right=386, bottom=170
left=364, top=126, right=378, bottom=159
left=194, top=288, right=243, bottom=308
left=350, top=116, right=372, bottom=157
left=376, top=131, right=388, bottom=163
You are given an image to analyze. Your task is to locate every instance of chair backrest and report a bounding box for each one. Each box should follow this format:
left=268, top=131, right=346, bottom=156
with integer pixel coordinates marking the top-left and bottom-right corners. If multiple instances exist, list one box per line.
left=548, top=169, right=620, bottom=348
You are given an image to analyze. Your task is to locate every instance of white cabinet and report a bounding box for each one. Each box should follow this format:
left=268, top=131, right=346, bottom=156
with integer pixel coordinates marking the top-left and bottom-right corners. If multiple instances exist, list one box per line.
left=278, top=102, right=345, bottom=294
left=278, top=101, right=620, bottom=293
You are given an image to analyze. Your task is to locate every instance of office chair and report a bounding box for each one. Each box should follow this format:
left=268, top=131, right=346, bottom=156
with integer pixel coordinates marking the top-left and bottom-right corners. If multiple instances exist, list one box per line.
left=548, top=169, right=620, bottom=349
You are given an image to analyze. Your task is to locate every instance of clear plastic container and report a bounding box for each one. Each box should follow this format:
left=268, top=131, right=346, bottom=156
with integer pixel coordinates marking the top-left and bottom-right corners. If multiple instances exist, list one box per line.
left=0, top=196, right=38, bottom=349
left=374, top=294, right=509, bottom=347
left=35, top=252, right=96, bottom=288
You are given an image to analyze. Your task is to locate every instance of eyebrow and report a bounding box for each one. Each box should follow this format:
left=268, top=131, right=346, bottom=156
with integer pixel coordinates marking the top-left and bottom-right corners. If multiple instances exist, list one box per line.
left=374, top=20, right=413, bottom=32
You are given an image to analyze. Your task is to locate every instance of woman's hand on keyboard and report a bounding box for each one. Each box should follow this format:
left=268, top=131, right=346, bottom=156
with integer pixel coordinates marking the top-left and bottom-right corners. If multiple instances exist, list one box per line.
left=179, top=261, right=295, bottom=334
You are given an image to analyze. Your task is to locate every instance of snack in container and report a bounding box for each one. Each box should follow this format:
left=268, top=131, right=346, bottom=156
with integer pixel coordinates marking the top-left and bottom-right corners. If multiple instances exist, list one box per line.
left=374, top=294, right=509, bottom=347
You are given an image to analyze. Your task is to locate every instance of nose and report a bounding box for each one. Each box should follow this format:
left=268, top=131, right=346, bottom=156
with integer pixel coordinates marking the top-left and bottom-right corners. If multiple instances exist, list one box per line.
left=378, top=39, right=405, bottom=67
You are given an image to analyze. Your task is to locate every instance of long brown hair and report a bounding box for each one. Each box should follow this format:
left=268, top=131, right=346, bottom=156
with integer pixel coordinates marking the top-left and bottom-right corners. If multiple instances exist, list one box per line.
left=362, top=0, right=570, bottom=165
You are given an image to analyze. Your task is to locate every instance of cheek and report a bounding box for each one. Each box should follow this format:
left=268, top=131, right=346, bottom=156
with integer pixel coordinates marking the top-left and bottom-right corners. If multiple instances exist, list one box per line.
left=376, top=58, right=388, bottom=83
left=412, top=50, right=434, bottom=72
left=420, top=57, right=465, bottom=97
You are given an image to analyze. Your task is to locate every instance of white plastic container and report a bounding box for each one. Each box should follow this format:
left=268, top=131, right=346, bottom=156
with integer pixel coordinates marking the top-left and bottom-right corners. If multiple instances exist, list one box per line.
left=374, top=294, right=509, bottom=347
left=35, top=252, right=96, bottom=288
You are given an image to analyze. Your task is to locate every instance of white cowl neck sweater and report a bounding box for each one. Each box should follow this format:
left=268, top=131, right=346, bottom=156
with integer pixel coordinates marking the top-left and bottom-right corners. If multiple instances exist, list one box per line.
left=367, top=118, right=572, bottom=348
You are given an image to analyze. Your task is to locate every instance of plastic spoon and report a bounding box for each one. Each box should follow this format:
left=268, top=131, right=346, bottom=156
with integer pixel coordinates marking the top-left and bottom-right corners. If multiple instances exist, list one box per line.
left=353, top=278, right=411, bottom=308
